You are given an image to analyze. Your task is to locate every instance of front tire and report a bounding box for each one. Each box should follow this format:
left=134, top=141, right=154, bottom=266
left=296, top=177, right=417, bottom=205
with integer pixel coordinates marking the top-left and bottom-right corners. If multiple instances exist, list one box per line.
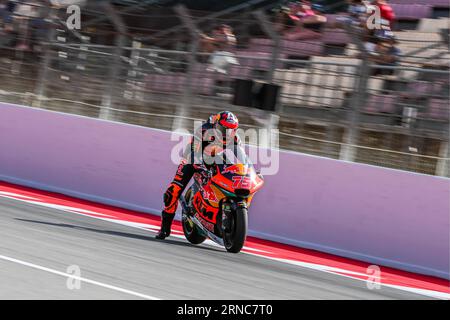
left=223, top=206, right=248, bottom=253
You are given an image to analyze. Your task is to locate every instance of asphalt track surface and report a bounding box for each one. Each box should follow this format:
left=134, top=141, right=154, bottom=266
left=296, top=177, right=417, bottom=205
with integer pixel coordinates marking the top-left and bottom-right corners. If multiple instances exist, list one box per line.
left=0, top=196, right=433, bottom=300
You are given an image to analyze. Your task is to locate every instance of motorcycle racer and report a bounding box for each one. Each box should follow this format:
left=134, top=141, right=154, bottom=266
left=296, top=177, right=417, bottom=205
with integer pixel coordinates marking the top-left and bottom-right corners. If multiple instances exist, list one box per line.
left=155, top=111, right=241, bottom=240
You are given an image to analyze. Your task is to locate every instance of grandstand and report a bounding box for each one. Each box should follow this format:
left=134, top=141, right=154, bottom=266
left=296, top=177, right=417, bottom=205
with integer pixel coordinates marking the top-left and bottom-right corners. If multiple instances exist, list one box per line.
left=0, top=0, right=448, bottom=176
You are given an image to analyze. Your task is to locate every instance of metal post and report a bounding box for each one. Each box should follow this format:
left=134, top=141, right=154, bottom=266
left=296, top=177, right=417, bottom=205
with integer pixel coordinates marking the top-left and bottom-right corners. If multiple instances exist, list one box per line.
left=246, top=10, right=281, bottom=149
left=325, top=123, right=339, bottom=158
left=339, top=24, right=371, bottom=162
left=253, top=10, right=281, bottom=84
left=436, top=139, right=450, bottom=177
left=172, top=5, right=200, bottom=132
left=123, top=39, right=143, bottom=101
left=33, top=9, right=57, bottom=108
left=339, top=62, right=370, bottom=161
left=98, top=2, right=128, bottom=121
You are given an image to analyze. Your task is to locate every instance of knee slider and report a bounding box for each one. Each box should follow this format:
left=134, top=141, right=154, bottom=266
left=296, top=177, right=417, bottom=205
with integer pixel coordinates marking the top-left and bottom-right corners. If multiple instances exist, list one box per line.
left=164, top=183, right=182, bottom=207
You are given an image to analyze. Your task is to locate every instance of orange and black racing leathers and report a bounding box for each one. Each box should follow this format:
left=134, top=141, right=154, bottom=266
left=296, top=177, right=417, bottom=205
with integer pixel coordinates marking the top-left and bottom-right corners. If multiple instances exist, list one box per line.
left=162, top=117, right=241, bottom=217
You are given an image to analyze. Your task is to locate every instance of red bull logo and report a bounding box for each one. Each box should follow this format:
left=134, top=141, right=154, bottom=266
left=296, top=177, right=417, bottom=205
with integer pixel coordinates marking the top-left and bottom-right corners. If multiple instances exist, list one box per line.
left=222, top=164, right=247, bottom=175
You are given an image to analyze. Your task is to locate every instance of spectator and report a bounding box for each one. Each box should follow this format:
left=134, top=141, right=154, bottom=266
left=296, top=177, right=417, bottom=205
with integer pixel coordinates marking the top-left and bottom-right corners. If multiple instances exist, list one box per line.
left=11, top=0, right=43, bottom=51
left=200, top=24, right=236, bottom=54
left=370, top=0, right=395, bottom=31
left=0, top=0, right=6, bottom=19
left=348, top=0, right=368, bottom=20
left=336, top=0, right=369, bottom=27
left=272, top=4, right=297, bottom=34
left=9, top=1, right=51, bottom=52
left=363, top=0, right=396, bottom=53
left=368, top=35, right=401, bottom=76
left=0, top=1, right=15, bottom=25
left=281, top=1, right=327, bottom=41
left=0, top=1, right=17, bottom=48
left=0, top=1, right=7, bottom=25
left=200, top=24, right=238, bottom=74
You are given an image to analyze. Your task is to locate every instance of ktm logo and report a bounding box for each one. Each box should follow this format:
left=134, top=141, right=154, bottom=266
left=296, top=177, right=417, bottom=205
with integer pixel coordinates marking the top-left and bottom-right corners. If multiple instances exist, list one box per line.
left=193, top=192, right=218, bottom=223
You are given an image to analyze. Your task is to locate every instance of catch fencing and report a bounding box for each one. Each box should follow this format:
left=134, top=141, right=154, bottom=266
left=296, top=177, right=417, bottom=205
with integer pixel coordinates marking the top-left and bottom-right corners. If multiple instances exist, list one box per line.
left=0, top=2, right=448, bottom=176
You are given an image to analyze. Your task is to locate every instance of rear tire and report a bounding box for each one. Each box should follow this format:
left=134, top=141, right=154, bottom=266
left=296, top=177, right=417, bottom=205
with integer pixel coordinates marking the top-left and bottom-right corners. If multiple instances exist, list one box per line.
left=182, top=189, right=206, bottom=245
left=182, top=216, right=207, bottom=245
left=224, top=207, right=248, bottom=253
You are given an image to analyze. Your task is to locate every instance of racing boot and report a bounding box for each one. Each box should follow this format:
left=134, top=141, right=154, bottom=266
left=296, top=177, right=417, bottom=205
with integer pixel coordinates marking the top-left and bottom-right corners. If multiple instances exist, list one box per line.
left=155, top=211, right=175, bottom=240
left=155, top=170, right=186, bottom=240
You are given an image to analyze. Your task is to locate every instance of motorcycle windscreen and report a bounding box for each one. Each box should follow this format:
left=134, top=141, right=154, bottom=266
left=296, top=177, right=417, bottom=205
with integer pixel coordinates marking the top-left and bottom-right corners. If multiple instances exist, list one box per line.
left=211, top=145, right=252, bottom=166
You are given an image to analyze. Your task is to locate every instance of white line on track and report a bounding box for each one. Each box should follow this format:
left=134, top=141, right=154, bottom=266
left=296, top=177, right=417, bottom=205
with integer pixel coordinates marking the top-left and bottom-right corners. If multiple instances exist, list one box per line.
left=1, top=192, right=449, bottom=300
left=0, top=254, right=161, bottom=300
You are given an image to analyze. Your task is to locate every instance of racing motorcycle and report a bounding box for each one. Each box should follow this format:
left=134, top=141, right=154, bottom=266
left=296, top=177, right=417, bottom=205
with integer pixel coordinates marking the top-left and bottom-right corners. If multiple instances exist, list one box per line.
left=179, top=146, right=264, bottom=253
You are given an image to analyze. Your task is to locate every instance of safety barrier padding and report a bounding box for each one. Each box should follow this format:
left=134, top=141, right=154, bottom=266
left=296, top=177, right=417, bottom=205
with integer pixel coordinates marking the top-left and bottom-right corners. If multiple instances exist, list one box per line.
left=1, top=103, right=448, bottom=279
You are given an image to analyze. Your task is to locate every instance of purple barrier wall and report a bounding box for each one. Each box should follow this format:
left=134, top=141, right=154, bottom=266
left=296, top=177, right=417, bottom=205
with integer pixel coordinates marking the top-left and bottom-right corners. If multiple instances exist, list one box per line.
left=1, top=103, right=449, bottom=279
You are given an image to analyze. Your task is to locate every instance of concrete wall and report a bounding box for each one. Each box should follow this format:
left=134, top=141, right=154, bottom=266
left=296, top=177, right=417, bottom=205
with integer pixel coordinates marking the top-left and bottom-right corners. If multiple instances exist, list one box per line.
left=1, top=103, right=448, bottom=279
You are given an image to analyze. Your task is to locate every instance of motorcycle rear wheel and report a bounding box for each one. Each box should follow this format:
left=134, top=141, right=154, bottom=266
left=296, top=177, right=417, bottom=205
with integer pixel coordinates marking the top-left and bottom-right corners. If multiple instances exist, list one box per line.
left=182, top=189, right=206, bottom=245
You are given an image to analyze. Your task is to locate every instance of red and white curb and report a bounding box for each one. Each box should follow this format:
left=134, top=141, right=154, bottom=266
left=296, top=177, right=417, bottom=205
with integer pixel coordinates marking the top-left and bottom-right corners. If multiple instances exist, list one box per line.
left=0, top=182, right=449, bottom=299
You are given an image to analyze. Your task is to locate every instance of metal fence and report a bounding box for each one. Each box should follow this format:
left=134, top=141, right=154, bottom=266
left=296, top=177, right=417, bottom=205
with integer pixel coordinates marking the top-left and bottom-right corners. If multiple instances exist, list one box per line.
left=0, top=2, right=449, bottom=177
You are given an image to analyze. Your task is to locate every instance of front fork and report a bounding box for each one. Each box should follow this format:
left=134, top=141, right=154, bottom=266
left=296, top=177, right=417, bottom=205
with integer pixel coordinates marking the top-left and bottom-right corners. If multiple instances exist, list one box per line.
left=181, top=190, right=248, bottom=236
left=221, top=199, right=247, bottom=233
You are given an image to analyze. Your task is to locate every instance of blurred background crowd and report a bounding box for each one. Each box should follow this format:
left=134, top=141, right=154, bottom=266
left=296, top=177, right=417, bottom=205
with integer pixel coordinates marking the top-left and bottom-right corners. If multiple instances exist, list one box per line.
left=0, top=0, right=449, bottom=176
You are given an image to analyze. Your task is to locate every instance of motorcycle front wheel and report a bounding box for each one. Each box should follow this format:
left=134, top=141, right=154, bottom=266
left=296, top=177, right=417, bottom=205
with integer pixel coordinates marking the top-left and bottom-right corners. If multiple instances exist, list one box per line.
left=223, top=206, right=248, bottom=253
